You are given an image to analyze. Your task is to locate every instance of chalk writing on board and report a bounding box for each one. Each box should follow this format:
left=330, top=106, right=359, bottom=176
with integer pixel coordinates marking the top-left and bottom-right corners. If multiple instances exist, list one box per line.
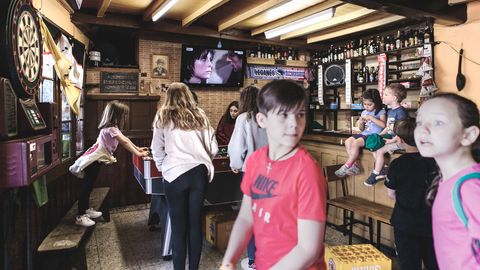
left=100, top=72, right=139, bottom=93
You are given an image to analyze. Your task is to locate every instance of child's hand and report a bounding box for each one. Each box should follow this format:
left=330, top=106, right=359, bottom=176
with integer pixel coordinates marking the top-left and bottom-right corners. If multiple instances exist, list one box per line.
left=138, top=149, right=150, bottom=157
left=138, top=147, right=149, bottom=151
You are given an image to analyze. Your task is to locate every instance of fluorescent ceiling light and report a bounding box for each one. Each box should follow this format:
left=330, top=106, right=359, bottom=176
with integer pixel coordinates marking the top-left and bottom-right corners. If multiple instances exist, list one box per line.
left=264, top=8, right=335, bottom=39
left=152, top=0, right=179, bottom=22
left=265, top=0, right=303, bottom=20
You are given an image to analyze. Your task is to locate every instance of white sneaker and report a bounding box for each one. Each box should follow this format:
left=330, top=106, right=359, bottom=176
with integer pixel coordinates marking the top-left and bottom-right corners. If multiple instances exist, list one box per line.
left=76, top=214, right=95, bottom=227
left=85, top=208, right=102, bottom=219
left=240, top=258, right=256, bottom=270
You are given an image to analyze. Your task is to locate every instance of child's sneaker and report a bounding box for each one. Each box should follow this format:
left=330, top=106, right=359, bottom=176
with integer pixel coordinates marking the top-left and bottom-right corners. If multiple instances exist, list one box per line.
left=346, top=163, right=361, bottom=175
left=334, top=165, right=349, bottom=178
left=85, top=208, right=102, bottom=219
left=241, top=258, right=256, bottom=270
left=75, top=214, right=95, bottom=227
left=375, top=167, right=388, bottom=180
left=364, top=173, right=379, bottom=186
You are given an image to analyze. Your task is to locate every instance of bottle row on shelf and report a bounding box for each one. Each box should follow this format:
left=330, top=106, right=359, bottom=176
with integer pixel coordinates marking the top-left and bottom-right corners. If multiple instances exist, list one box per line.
left=248, top=45, right=301, bottom=61
left=311, top=25, right=432, bottom=65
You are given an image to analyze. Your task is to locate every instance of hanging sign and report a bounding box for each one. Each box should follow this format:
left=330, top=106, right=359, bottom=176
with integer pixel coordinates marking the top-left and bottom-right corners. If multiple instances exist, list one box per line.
left=377, top=53, right=387, bottom=98
left=318, top=65, right=324, bottom=105
left=345, top=59, right=352, bottom=105
left=247, top=65, right=308, bottom=81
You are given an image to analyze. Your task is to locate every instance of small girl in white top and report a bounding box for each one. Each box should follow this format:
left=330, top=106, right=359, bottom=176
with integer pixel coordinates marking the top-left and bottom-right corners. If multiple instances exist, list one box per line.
left=151, top=82, right=218, bottom=270
left=70, top=101, right=149, bottom=227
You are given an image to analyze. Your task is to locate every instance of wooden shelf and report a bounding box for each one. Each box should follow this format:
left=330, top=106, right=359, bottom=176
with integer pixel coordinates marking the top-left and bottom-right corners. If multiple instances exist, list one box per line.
left=86, top=67, right=140, bottom=73
left=353, top=82, right=378, bottom=86
left=86, top=94, right=160, bottom=100
left=388, top=68, right=419, bottom=74
left=388, top=57, right=423, bottom=65
left=246, top=57, right=308, bottom=67
left=388, top=78, right=421, bottom=83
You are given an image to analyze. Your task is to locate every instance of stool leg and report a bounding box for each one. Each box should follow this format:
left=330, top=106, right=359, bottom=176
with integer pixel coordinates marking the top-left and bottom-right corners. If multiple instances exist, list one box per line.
left=376, top=220, right=381, bottom=247
left=342, top=209, right=348, bottom=236
left=368, top=217, right=374, bottom=244
left=348, top=211, right=354, bottom=245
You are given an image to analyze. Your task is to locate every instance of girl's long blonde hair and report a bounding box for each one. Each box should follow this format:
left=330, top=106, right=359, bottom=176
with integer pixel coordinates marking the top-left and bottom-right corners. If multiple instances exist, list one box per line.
left=154, top=82, right=210, bottom=130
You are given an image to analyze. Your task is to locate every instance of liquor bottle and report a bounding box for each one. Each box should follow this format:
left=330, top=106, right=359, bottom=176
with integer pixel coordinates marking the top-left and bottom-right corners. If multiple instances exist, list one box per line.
left=403, top=30, right=409, bottom=48
left=413, top=30, right=419, bottom=45
left=257, top=45, right=262, bottom=58
left=408, top=30, right=415, bottom=47
left=379, top=36, right=385, bottom=52
left=424, top=25, right=431, bottom=43
left=288, top=47, right=293, bottom=60
left=395, top=30, right=401, bottom=49
left=362, top=40, right=368, bottom=56
left=349, top=41, right=354, bottom=58
left=364, top=66, right=370, bottom=83
left=369, top=66, right=375, bottom=83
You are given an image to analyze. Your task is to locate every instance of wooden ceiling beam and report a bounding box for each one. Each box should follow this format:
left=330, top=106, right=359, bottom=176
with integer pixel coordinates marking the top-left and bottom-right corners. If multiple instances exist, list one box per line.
left=143, top=0, right=166, bottom=21
left=182, top=0, right=231, bottom=27
left=307, top=14, right=405, bottom=43
left=97, top=0, right=112, bottom=18
left=251, top=0, right=342, bottom=36
left=218, top=0, right=286, bottom=32
left=341, top=0, right=466, bottom=25
left=280, top=6, right=376, bottom=40
left=70, top=12, right=313, bottom=48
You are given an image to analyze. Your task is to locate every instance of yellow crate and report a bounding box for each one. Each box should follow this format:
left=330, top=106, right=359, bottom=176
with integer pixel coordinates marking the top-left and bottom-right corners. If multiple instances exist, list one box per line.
left=325, top=244, right=391, bottom=270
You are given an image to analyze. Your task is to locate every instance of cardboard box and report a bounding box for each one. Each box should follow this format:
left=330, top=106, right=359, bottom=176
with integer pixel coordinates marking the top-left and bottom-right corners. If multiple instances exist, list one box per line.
left=205, top=211, right=237, bottom=252
left=325, top=244, right=391, bottom=270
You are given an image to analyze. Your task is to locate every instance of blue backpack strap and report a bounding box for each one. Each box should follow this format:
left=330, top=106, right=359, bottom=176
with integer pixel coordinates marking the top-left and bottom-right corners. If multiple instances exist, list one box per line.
left=452, top=172, right=480, bottom=228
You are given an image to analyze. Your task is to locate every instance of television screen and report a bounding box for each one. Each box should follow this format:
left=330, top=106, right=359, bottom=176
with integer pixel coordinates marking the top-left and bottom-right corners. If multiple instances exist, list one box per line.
left=181, top=45, right=245, bottom=87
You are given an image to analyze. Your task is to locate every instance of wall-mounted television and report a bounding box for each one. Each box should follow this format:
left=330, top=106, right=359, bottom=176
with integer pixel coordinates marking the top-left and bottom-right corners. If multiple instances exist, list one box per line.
left=180, top=45, right=245, bottom=87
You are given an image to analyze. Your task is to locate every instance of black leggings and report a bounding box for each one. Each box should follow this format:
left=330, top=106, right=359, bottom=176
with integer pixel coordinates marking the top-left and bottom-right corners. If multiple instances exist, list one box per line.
left=164, top=165, right=208, bottom=270
left=394, top=228, right=438, bottom=270
left=78, top=162, right=102, bottom=216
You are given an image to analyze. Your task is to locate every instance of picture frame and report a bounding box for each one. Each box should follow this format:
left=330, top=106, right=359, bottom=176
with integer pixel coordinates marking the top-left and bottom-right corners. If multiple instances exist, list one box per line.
left=151, top=54, right=169, bottom=78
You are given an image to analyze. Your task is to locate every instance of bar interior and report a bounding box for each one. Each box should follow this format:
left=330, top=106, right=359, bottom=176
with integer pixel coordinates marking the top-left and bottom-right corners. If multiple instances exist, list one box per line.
left=1, top=0, right=479, bottom=269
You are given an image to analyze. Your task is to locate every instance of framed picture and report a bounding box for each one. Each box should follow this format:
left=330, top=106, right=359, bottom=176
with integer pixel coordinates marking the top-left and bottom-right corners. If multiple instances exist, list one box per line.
left=151, top=54, right=169, bottom=78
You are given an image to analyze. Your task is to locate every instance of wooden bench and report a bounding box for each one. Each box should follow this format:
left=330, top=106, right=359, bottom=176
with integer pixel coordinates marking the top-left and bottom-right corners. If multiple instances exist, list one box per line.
left=37, top=187, right=110, bottom=270
left=324, top=165, right=393, bottom=247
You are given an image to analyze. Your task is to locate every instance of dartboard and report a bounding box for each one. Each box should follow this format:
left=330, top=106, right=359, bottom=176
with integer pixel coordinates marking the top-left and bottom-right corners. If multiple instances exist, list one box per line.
left=0, top=0, right=42, bottom=97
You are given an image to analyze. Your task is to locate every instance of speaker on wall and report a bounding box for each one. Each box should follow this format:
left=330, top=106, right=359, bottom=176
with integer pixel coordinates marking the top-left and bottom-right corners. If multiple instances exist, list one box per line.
left=324, top=64, right=345, bottom=86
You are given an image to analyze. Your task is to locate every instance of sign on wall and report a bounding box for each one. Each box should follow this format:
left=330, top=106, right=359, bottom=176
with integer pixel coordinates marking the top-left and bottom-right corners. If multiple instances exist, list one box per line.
left=100, top=72, right=139, bottom=93
left=247, top=65, right=308, bottom=81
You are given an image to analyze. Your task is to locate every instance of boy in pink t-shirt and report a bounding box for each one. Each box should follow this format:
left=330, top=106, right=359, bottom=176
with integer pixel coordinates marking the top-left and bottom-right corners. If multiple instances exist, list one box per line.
left=221, top=80, right=327, bottom=270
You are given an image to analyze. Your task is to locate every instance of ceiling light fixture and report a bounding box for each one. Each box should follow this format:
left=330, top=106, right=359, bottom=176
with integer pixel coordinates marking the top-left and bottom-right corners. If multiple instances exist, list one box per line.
left=265, top=0, right=303, bottom=20
left=264, top=8, right=335, bottom=39
left=152, top=0, right=179, bottom=22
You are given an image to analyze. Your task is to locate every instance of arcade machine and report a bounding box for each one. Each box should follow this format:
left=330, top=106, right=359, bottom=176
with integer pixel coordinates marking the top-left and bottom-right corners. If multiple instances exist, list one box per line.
left=0, top=1, right=58, bottom=269
left=132, top=154, right=173, bottom=260
left=0, top=0, right=60, bottom=189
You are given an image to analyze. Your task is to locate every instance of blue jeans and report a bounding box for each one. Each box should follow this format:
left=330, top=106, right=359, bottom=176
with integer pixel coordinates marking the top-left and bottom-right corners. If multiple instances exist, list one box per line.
left=247, top=236, right=256, bottom=261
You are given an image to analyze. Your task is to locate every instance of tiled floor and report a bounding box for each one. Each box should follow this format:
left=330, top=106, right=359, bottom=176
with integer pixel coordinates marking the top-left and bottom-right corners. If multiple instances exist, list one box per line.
left=85, top=204, right=399, bottom=270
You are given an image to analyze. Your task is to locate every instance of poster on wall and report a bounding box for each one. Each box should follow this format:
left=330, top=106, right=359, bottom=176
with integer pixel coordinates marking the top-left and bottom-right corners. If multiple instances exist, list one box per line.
left=247, top=65, right=308, bottom=81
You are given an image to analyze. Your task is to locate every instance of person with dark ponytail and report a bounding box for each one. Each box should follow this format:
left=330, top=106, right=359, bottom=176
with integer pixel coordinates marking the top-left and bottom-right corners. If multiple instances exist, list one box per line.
left=415, top=93, right=480, bottom=269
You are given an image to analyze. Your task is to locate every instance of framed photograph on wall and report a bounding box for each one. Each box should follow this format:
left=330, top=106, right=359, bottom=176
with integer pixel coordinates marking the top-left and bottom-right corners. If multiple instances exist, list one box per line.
left=152, top=54, right=169, bottom=78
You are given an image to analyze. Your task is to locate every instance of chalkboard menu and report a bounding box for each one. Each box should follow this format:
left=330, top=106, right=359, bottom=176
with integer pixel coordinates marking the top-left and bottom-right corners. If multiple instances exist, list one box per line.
left=100, top=72, right=139, bottom=93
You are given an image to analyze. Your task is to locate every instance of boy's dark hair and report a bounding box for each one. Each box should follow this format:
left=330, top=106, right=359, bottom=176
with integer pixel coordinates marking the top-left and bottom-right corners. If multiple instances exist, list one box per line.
left=394, top=117, right=416, bottom=147
left=386, top=83, right=407, bottom=102
left=257, top=80, right=306, bottom=115
left=239, top=85, right=260, bottom=120
left=362, top=88, right=383, bottom=115
left=222, top=100, right=239, bottom=124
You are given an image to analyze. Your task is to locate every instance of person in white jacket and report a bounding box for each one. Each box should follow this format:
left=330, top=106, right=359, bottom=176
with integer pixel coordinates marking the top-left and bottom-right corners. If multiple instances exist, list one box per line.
left=151, top=82, right=218, bottom=270
left=228, top=85, right=268, bottom=270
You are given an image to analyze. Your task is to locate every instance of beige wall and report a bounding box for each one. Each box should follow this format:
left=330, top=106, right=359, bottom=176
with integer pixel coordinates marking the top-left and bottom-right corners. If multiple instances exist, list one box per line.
left=434, top=2, right=480, bottom=104
left=32, top=0, right=88, bottom=45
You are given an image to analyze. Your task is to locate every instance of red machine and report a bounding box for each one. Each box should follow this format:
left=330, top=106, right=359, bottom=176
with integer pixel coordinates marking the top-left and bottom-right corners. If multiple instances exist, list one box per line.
left=132, top=155, right=163, bottom=195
